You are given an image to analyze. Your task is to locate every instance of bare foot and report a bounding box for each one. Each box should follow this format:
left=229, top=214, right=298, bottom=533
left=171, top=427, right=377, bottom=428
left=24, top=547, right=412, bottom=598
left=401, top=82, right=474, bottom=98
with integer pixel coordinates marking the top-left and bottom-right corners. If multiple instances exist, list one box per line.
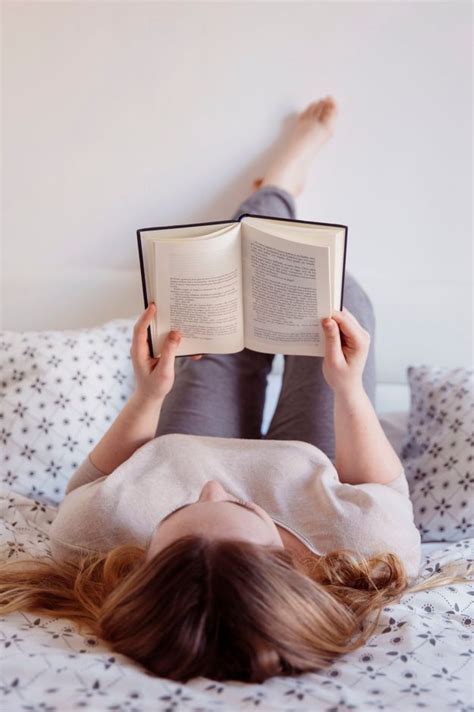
left=253, top=96, right=338, bottom=197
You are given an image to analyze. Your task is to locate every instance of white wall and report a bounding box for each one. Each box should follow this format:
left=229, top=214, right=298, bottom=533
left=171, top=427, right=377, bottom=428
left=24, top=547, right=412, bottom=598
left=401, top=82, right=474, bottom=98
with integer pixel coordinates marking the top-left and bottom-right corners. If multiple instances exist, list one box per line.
left=2, top=1, right=472, bottom=382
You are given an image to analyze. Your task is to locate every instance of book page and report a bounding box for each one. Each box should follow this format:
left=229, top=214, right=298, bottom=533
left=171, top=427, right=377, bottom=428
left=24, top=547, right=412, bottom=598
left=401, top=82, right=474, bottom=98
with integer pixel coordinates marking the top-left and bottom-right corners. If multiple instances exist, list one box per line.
left=143, top=222, right=237, bottom=244
left=151, top=224, right=244, bottom=356
left=243, top=216, right=345, bottom=311
left=242, top=225, right=331, bottom=356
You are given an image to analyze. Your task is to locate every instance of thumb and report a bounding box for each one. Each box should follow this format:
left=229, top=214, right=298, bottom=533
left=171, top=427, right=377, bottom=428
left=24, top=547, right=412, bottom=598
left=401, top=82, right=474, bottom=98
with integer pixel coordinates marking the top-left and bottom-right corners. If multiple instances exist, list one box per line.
left=322, top=318, right=343, bottom=361
left=157, top=331, right=181, bottom=372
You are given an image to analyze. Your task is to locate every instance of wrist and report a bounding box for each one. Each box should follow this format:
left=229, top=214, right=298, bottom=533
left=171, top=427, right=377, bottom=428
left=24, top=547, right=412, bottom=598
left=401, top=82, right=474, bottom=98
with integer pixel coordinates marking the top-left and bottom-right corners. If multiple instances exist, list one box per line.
left=130, top=390, right=165, bottom=410
left=333, top=381, right=366, bottom=403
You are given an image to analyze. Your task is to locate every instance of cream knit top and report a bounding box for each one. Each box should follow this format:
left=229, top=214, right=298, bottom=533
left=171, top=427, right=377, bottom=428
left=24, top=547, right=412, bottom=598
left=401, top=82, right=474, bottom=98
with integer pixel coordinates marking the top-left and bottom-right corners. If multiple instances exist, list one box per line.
left=49, top=433, right=422, bottom=582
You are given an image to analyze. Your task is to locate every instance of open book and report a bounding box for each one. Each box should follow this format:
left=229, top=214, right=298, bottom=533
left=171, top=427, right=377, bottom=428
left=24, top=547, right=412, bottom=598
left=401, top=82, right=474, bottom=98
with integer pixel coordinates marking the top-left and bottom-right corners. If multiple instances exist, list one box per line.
left=137, top=214, right=347, bottom=358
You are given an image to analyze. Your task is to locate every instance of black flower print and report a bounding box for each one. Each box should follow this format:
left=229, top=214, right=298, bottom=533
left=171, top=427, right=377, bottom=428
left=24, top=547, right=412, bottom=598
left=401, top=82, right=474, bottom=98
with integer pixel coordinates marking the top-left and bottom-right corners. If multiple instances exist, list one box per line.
left=2, top=469, right=17, bottom=486
left=433, top=499, right=453, bottom=517
left=20, top=444, right=36, bottom=460
left=435, top=409, right=448, bottom=425
left=413, top=466, right=428, bottom=482
left=458, top=472, right=474, bottom=491
left=71, top=370, right=88, bottom=387
left=432, top=666, right=461, bottom=682
left=62, top=436, right=79, bottom=452
left=400, top=682, right=432, bottom=698
left=88, top=351, right=104, bottom=365
left=428, top=442, right=443, bottom=458
left=444, top=455, right=459, bottom=470
left=53, top=392, right=71, bottom=409
left=0, top=427, right=12, bottom=445
left=96, top=389, right=112, bottom=406
left=45, top=461, right=62, bottom=478
left=30, top=376, right=47, bottom=394
left=37, top=417, right=54, bottom=435
left=455, top=518, right=473, bottom=535
left=420, top=481, right=435, bottom=497
left=158, top=687, right=193, bottom=708
left=112, top=369, right=127, bottom=385
left=21, top=345, right=36, bottom=359
left=12, top=402, right=28, bottom=418
left=11, top=368, right=26, bottom=382
left=46, top=355, right=62, bottom=368
left=78, top=411, right=95, bottom=428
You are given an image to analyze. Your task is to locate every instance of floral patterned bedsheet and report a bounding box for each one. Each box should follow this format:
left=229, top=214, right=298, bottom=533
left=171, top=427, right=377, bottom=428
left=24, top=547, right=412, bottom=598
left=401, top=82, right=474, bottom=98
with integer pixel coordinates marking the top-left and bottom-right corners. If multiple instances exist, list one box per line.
left=0, top=488, right=472, bottom=712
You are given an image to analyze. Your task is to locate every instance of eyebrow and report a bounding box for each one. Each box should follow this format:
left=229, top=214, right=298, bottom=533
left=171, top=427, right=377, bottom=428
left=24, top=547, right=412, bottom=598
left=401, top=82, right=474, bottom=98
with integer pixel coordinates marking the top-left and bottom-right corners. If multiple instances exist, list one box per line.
left=160, top=500, right=263, bottom=525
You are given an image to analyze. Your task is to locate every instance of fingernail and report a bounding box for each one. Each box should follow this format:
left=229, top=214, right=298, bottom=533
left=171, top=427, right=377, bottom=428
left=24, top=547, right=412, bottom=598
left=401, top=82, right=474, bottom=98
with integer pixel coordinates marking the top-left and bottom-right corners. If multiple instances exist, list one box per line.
left=169, top=331, right=181, bottom=343
left=323, top=318, right=332, bottom=327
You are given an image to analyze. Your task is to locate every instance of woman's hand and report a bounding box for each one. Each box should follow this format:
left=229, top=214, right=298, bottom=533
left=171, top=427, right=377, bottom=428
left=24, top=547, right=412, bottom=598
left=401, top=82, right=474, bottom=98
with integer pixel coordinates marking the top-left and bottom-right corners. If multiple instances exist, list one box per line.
left=321, top=306, right=371, bottom=394
left=131, top=303, right=202, bottom=403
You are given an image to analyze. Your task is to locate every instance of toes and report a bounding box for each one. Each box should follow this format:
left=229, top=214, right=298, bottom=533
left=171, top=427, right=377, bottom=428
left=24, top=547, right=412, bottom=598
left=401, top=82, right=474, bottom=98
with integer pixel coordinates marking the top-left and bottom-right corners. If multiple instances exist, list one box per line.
left=320, top=97, right=337, bottom=120
left=300, top=97, right=337, bottom=123
left=302, top=100, right=322, bottom=118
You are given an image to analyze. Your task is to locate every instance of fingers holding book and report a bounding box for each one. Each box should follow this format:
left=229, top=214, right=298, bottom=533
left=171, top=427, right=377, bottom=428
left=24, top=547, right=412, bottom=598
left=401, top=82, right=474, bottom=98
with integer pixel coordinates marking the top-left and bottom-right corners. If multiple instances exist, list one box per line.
left=321, top=306, right=371, bottom=395
left=131, top=303, right=187, bottom=403
left=132, top=304, right=203, bottom=394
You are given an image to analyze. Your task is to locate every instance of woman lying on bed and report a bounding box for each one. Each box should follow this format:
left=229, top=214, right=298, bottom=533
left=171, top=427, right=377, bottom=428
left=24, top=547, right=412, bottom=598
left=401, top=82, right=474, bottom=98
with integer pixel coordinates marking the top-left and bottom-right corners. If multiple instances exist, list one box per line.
left=0, top=97, right=467, bottom=683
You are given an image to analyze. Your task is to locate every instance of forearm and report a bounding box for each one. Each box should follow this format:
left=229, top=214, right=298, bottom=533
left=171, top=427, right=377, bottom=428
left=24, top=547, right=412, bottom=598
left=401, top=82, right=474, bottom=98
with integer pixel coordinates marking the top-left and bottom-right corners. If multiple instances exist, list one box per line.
left=89, top=392, right=163, bottom=475
left=334, top=385, right=404, bottom=485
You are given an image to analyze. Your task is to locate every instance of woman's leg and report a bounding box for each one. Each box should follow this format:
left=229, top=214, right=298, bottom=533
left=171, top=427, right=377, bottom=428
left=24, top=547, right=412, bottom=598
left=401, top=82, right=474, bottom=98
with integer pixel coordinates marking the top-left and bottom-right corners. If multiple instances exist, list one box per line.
left=155, top=184, right=296, bottom=440
left=264, top=272, right=377, bottom=463
left=156, top=96, right=340, bottom=441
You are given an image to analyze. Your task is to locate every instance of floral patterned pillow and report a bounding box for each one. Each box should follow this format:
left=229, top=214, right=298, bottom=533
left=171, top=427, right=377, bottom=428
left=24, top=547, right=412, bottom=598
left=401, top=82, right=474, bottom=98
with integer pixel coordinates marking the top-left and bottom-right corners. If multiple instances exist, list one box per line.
left=401, top=365, right=474, bottom=543
left=0, top=319, right=135, bottom=506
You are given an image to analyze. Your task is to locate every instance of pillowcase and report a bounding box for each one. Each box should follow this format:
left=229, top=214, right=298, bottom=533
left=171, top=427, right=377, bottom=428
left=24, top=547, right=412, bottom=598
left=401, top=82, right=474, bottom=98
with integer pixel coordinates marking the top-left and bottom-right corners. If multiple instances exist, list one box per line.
left=401, top=365, right=474, bottom=543
left=0, top=319, right=136, bottom=506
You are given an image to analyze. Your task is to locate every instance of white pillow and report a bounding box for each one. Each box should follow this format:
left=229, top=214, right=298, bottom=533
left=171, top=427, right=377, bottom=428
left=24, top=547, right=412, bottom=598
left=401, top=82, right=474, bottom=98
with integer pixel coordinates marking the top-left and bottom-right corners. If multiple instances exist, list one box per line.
left=0, top=319, right=135, bottom=505
left=401, top=365, right=474, bottom=542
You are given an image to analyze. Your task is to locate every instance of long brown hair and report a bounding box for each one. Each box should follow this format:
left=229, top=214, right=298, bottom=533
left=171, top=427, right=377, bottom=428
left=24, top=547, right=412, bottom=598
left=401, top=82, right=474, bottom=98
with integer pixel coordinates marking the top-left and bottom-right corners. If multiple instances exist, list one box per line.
left=0, top=536, right=470, bottom=682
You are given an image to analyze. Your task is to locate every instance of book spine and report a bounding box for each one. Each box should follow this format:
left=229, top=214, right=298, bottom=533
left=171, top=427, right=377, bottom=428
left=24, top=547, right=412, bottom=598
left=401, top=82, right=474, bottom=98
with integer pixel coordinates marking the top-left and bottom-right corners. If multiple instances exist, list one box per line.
left=136, top=230, right=154, bottom=359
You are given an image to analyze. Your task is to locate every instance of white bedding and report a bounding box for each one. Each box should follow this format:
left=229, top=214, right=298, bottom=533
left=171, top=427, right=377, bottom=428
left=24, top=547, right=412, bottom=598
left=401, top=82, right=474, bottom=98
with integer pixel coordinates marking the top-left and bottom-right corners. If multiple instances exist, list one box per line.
left=1, top=396, right=472, bottom=710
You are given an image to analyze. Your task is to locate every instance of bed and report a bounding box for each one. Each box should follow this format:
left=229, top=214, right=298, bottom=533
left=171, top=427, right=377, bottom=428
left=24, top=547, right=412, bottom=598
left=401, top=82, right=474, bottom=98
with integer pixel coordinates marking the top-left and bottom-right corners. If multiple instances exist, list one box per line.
left=0, top=319, right=472, bottom=711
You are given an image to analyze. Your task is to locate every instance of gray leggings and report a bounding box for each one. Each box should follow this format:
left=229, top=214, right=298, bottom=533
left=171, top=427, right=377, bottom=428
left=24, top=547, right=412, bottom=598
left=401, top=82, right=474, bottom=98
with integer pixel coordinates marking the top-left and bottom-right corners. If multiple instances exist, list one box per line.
left=155, top=185, right=377, bottom=463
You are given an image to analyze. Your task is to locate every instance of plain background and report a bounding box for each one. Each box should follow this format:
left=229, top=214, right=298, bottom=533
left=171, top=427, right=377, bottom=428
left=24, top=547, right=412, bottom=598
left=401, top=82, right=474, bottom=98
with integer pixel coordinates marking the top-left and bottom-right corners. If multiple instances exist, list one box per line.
left=2, top=1, right=472, bottom=383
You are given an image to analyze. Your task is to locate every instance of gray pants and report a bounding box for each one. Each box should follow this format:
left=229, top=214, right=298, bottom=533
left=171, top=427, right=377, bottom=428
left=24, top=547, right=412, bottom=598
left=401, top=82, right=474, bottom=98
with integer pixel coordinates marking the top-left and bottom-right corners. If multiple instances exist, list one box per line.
left=155, top=185, right=376, bottom=463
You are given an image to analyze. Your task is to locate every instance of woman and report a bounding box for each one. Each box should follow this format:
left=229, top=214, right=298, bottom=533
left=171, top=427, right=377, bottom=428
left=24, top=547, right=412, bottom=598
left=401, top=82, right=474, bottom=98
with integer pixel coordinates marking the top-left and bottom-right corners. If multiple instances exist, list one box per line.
left=0, top=97, right=466, bottom=683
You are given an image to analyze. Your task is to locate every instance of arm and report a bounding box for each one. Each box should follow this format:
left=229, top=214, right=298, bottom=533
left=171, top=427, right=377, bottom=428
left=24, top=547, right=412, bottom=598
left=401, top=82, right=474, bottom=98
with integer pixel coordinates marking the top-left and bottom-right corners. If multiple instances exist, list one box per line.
left=87, top=303, right=203, bottom=476
left=321, top=307, right=403, bottom=486
left=89, top=392, right=165, bottom=475
left=334, top=384, right=403, bottom=485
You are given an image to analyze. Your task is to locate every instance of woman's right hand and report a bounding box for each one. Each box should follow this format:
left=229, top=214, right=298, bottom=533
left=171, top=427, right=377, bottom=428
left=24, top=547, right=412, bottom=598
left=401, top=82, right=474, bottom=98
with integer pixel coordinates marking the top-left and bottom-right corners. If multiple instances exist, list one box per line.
left=321, top=306, right=371, bottom=394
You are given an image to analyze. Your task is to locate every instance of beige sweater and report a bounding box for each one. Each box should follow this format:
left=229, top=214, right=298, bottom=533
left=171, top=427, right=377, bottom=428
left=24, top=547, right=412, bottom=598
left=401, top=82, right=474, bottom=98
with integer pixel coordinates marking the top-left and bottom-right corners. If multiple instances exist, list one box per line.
left=49, top=433, right=422, bottom=582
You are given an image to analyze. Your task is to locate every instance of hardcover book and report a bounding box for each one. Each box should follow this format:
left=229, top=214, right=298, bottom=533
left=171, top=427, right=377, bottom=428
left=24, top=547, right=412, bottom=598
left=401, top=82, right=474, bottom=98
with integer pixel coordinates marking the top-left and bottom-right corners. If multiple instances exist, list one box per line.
left=137, top=213, right=347, bottom=358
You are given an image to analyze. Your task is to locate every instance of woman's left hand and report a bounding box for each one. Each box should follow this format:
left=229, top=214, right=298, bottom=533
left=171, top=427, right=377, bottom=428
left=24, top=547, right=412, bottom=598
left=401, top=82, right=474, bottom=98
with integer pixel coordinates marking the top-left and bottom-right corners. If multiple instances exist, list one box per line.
left=131, top=303, right=200, bottom=404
